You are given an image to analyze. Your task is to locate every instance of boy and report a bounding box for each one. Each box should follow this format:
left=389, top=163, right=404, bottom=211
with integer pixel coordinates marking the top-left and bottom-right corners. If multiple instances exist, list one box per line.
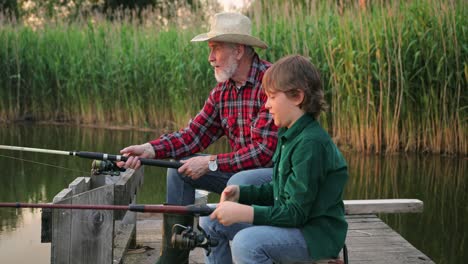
left=201, top=55, right=348, bottom=263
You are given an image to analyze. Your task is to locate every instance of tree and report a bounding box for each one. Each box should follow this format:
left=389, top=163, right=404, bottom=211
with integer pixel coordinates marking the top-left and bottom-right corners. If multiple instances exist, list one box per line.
left=0, top=0, right=19, bottom=18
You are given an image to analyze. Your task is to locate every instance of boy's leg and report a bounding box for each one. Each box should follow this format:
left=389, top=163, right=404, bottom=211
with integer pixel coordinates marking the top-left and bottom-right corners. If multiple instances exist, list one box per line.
left=200, top=216, right=252, bottom=264
left=161, top=156, right=232, bottom=263
left=232, top=226, right=311, bottom=264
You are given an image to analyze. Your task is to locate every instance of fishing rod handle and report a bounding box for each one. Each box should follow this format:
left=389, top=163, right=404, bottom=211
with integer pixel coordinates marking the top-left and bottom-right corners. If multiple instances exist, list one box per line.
left=75, top=151, right=182, bottom=169
left=129, top=204, right=215, bottom=216
left=186, top=204, right=215, bottom=216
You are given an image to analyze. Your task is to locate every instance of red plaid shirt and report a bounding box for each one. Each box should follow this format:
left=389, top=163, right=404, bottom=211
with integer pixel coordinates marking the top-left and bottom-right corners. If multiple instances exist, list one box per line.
left=149, top=54, right=278, bottom=172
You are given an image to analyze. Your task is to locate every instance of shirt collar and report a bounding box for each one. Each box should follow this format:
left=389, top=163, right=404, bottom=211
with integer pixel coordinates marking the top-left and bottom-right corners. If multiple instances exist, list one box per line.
left=279, top=113, right=316, bottom=142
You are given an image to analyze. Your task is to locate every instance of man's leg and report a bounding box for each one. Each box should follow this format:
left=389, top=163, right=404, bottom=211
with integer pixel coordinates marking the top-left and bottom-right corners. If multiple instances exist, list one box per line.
left=159, top=158, right=233, bottom=263
left=226, top=168, right=273, bottom=186
left=231, top=226, right=312, bottom=264
left=166, top=167, right=233, bottom=205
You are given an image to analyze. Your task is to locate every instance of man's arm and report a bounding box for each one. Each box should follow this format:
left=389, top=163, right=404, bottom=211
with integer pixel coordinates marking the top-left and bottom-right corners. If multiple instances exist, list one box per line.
left=149, top=89, right=224, bottom=159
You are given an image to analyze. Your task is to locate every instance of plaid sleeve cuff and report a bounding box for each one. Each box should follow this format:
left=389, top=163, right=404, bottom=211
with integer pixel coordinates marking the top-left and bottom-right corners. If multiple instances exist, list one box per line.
left=149, top=140, right=167, bottom=159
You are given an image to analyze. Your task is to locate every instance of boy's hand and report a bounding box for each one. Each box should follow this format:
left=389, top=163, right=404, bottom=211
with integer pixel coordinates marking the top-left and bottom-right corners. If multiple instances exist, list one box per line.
left=210, top=201, right=253, bottom=226
left=220, top=185, right=240, bottom=203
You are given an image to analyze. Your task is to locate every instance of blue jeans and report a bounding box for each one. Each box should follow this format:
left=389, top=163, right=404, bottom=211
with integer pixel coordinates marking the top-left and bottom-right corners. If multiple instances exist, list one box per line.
left=201, top=217, right=312, bottom=264
left=166, top=155, right=273, bottom=205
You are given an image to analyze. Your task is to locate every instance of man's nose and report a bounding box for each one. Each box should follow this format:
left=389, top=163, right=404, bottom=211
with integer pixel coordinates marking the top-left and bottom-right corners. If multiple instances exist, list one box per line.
left=208, top=50, right=215, bottom=62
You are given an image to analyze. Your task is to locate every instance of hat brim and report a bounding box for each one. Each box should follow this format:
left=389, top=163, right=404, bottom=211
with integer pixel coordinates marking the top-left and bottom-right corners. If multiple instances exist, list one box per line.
left=191, top=33, right=268, bottom=49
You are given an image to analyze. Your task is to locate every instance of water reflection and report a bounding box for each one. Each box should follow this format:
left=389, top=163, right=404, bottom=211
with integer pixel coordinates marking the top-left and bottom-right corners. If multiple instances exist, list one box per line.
left=0, top=123, right=466, bottom=264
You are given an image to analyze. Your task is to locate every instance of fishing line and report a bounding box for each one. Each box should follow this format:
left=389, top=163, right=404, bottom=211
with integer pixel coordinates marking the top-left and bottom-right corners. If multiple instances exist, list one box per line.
left=0, top=154, right=89, bottom=174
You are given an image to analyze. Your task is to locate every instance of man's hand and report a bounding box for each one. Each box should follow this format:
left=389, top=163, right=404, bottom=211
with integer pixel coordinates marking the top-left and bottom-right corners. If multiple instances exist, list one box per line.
left=119, top=143, right=155, bottom=169
left=220, top=185, right=240, bottom=203
left=210, top=201, right=253, bottom=226
left=178, top=155, right=211, bottom=180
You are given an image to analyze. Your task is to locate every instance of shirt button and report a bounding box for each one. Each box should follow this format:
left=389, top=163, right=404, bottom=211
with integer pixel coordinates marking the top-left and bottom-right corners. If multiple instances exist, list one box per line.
left=275, top=197, right=278, bottom=200
left=282, top=145, right=285, bottom=148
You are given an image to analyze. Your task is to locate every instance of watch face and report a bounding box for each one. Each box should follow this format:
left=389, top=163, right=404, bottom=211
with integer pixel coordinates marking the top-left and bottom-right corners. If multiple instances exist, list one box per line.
left=209, top=161, right=218, bottom=171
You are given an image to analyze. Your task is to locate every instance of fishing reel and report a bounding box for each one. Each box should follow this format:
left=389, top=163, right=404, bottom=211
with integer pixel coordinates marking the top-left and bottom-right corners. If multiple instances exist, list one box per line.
left=91, top=160, right=125, bottom=176
left=171, top=217, right=218, bottom=255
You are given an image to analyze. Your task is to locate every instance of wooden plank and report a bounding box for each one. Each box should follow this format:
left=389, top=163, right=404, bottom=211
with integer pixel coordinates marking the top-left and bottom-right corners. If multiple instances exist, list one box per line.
left=206, top=199, right=424, bottom=215
left=51, top=191, right=73, bottom=264
left=52, top=187, right=74, bottom=203
left=43, top=182, right=90, bottom=244
left=113, top=220, right=136, bottom=264
left=114, top=168, right=144, bottom=220
left=69, top=184, right=114, bottom=264
left=345, top=215, right=433, bottom=264
left=345, top=199, right=423, bottom=214
left=68, top=176, right=90, bottom=195
left=114, top=168, right=143, bottom=250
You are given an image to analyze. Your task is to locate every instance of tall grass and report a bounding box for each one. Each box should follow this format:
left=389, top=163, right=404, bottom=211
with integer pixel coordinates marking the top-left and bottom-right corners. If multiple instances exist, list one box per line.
left=0, top=13, right=214, bottom=129
left=252, top=0, right=466, bottom=155
left=0, top=0, right=465, bottom=155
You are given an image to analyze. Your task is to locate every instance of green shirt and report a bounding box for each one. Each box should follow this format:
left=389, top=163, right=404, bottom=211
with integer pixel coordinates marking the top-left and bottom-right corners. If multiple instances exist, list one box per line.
left=239, top=113, right=348, bottom=260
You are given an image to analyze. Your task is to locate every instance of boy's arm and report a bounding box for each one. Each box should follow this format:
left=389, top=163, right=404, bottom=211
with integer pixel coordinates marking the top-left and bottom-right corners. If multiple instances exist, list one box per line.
left=239, top=181, right=274, bottom=206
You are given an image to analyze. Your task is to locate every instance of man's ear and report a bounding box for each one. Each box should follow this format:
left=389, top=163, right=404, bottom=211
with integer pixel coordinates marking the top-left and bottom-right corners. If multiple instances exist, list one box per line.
left=235, top=44, right=245, bottom=60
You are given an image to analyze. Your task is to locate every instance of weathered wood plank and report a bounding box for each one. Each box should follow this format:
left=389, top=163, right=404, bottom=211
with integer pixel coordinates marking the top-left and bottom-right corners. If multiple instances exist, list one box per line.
left=45, top=180, right=89, bottom=248
left=50, top=184, right=115, bottom=264
left=205, top=199, right=424, bottom=215
left=51, top=193, right=73, bottom=264
left=114, top=168, right=144, bottom=220
left=52, top=187, right=74, bottom=203
left=113, top=220, right=136, bottom=264
left=68, top=176, right=90, bottom=195
left=69, top=184, right=114, bottom=264
left=114, top=168, right=144, bottom=251
left=344, top=199, right=423, bottom=214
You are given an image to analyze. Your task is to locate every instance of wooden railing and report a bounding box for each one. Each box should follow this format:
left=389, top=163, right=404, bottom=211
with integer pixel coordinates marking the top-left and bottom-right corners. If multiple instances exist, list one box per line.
left=41, top=167, right=144, bottom=264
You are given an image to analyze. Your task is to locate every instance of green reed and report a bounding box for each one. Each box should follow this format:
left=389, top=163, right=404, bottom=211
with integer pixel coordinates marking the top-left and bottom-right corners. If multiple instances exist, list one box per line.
left=253, top=0, right=466, bottom=155
left=0, top=16, right=214, bottom=128
left=0, top=0, right=465, bottom=155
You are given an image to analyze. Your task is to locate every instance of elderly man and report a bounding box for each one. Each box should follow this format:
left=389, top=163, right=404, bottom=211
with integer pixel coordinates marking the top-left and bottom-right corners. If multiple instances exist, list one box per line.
left=120, top=12, right=277, bottom=263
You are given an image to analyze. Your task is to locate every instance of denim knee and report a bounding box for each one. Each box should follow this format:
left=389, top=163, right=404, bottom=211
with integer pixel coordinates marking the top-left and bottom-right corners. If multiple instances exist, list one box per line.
left=232, top=228, right=270, bottom=264
left=227, top=168, right=273, bottom=186
left=199, top=216, right=212, bottom=233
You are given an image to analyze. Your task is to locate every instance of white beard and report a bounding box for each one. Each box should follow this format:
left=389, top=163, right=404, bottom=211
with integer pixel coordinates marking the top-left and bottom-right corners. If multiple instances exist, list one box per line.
left=213, top=54, right=239, bottom=83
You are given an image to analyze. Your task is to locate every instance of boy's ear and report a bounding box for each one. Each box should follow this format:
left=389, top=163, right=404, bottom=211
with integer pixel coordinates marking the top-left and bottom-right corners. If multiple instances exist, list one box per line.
left=294, top=89, right=305, bottom=107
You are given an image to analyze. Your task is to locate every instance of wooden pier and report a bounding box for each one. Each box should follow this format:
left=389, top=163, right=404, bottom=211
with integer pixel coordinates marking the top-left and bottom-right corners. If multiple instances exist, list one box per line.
left=42, top=168, right=434, bottom=264
left=123, top=201, right=434, bottom=264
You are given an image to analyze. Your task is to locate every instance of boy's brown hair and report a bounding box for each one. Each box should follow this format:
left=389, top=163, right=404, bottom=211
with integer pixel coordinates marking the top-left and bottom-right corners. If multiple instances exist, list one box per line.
left=262, top=55, right=327, bottom=118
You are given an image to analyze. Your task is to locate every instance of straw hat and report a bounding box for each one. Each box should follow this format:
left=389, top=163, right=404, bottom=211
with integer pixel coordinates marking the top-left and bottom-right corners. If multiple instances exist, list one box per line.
left=191, top=12, right=268, bottom=49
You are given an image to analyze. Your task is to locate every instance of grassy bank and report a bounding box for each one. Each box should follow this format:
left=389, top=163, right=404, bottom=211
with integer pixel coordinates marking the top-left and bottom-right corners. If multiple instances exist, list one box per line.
left=0, top=0, right=466, bottom=154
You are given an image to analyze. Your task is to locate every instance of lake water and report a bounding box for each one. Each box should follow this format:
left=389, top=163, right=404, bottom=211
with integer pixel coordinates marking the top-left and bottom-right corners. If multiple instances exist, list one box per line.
left=0, top=123, right=466, bottom=263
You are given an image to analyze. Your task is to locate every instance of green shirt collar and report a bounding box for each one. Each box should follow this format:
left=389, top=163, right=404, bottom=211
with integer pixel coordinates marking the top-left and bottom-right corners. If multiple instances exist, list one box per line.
left=278, top=113, right=316, bottom=141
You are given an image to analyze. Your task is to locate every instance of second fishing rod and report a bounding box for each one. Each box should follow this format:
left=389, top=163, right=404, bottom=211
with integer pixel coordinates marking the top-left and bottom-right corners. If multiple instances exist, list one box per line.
left=0, top=145, right=182, bottom=169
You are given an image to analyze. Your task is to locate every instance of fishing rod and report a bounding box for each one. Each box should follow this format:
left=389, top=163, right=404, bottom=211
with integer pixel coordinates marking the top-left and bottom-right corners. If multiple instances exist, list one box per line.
left=0, top=202, right=213, bottom=215
left=0, top=202, right=218, bottom=252
left=0, top=146, right=221, bottom=253
left=0, top=145, right=182, bottom=169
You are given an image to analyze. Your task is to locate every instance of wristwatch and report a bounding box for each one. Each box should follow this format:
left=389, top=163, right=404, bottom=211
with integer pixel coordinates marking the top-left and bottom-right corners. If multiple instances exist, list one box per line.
left=208, top=155, right=218, bottom=172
